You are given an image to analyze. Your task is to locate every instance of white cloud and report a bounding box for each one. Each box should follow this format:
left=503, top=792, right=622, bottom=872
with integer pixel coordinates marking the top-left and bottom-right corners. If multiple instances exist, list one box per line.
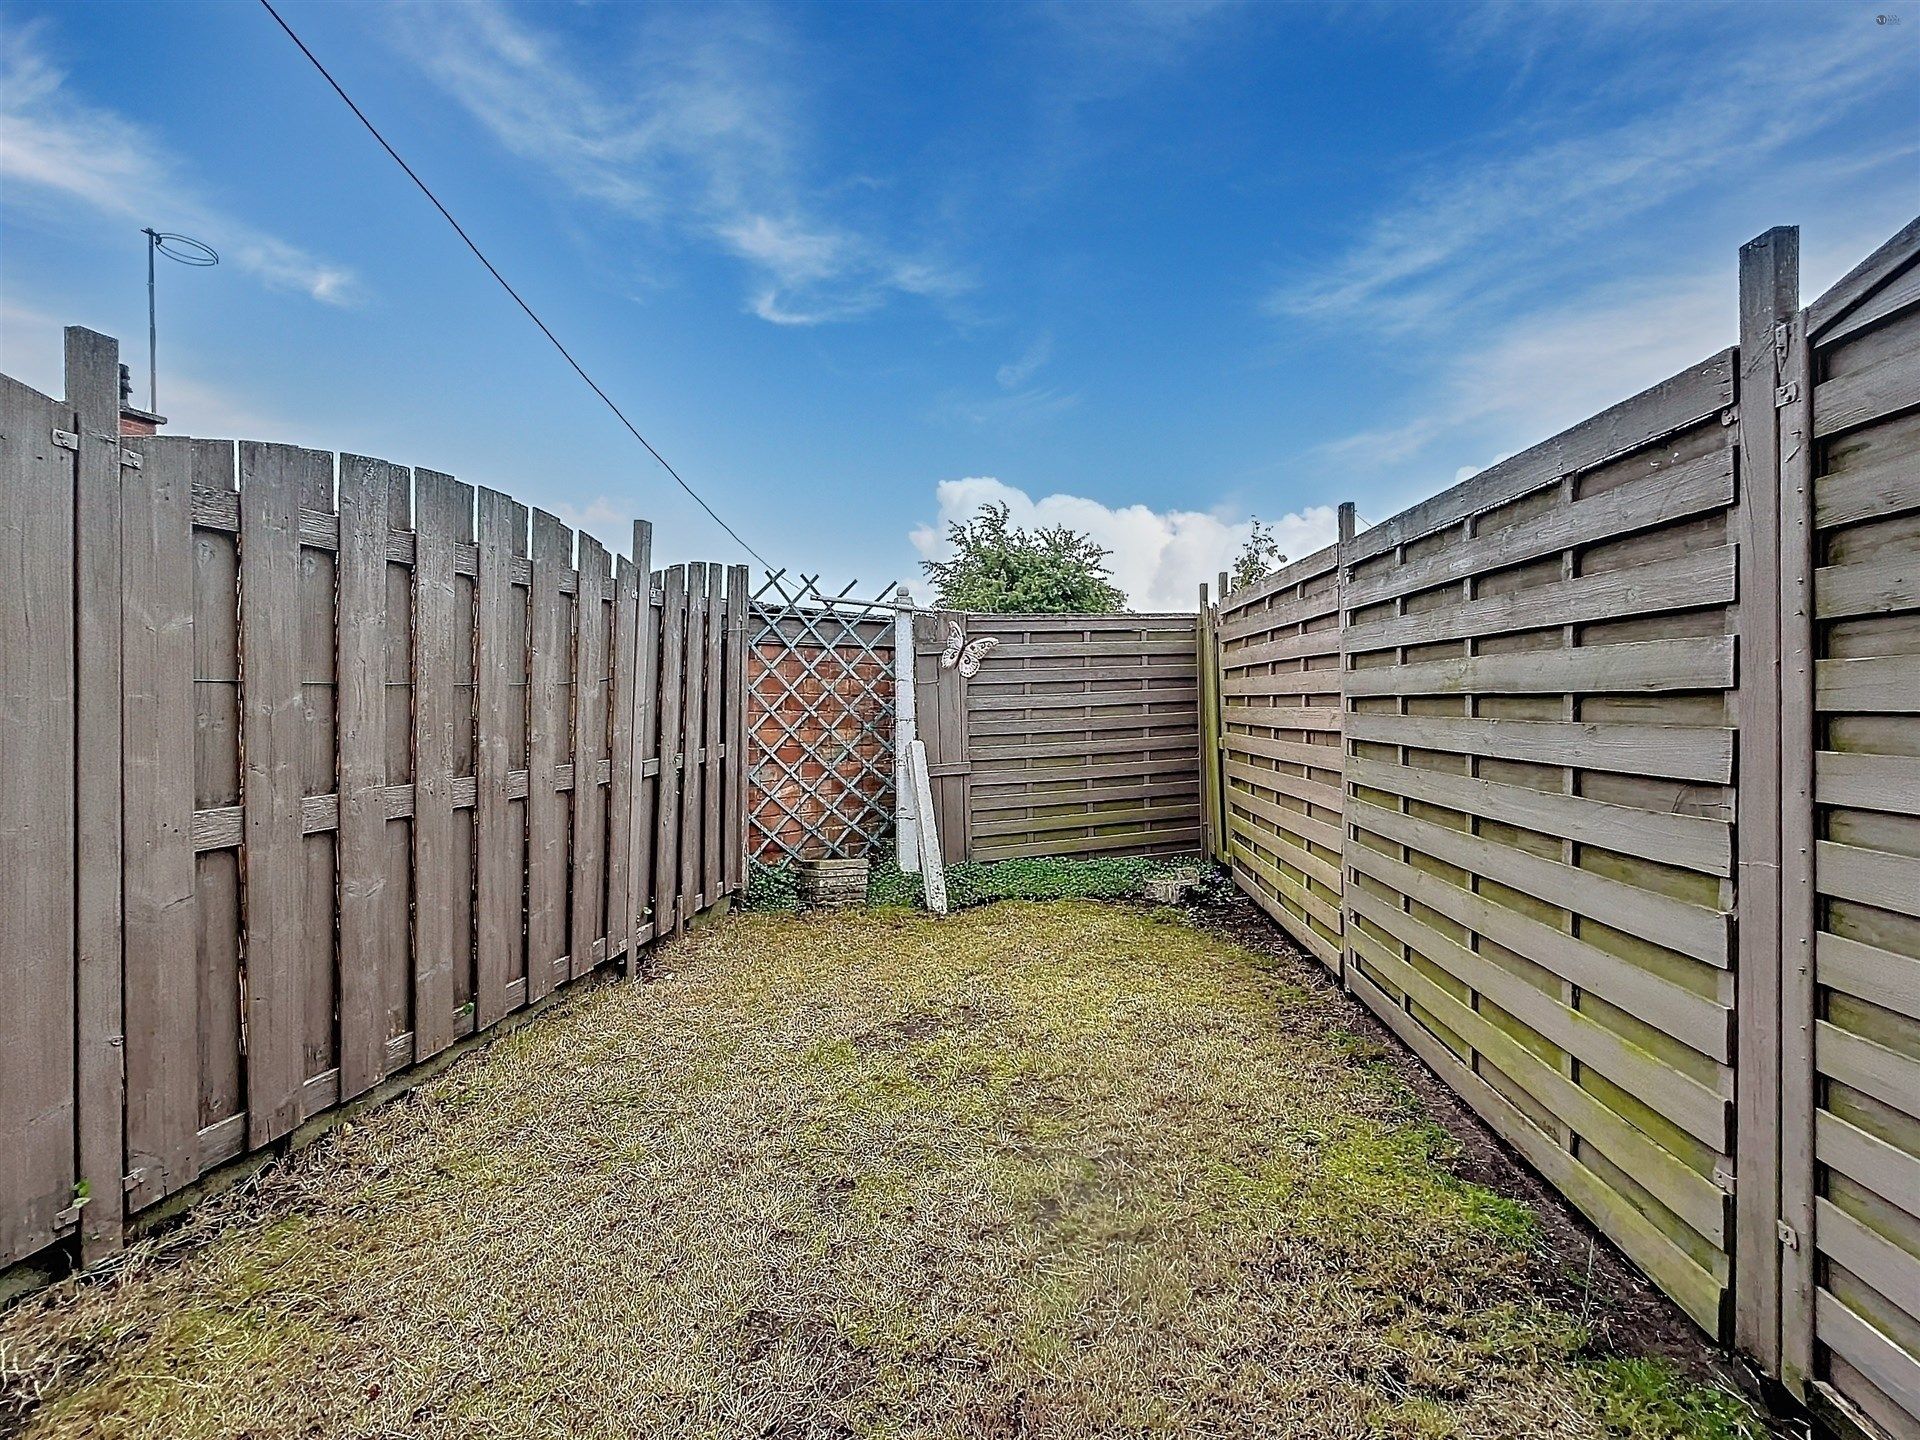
left=909, top=476, right=1338, bottom=612
left=0, top=22, right=360, bottom=307
left=392, top=0, right=965, bottom=326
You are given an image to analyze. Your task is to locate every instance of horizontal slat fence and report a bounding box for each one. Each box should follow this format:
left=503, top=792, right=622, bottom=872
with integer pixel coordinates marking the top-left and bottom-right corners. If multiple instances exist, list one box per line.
left=919, top=612, right=1203, bottom=862
left=1215, top=535, right=1349, bottom=974
left=1199, top=218, right=1920, bottom=1433
left=1342, top=353, right=1743, bottom=1339
left=1, top=330, right=748, bottom=1274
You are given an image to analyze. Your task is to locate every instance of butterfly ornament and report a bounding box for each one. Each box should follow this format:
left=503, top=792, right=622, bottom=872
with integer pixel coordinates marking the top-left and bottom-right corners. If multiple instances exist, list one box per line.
left=939, top=621, right=999, bottom=677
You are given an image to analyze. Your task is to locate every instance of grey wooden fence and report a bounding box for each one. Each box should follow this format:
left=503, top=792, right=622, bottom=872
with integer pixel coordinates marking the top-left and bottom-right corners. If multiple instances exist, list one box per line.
left=914, top=611, right=1202, bottom=862
left=1, top=328, right=748, bottom=1274
left=1198, top=219, right=1920, bottom=1436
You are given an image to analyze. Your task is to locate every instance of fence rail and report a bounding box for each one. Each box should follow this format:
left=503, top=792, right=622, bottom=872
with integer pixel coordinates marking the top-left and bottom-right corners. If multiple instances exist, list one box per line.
left=1197, top=218, right=1920, bottom=1436
left=1, top=329, right=747, bottom=1272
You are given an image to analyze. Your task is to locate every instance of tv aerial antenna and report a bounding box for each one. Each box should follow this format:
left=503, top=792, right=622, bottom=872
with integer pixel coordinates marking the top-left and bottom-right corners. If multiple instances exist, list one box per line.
left=140, top=229, right=219, bottom=414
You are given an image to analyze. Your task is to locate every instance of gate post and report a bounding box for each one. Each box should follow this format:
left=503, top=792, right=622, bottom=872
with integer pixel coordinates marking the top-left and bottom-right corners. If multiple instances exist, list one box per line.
left=67, top=327, right=129, bottom=1264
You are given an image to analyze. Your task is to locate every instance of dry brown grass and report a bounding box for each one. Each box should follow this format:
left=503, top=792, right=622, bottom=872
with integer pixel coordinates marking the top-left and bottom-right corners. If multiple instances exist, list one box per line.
left=0, top=902, right=1760, bottom=1439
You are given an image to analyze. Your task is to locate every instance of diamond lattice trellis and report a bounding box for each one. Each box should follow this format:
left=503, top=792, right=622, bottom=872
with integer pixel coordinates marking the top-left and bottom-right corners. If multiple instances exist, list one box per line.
left=747, top=573, right=900, bottom=863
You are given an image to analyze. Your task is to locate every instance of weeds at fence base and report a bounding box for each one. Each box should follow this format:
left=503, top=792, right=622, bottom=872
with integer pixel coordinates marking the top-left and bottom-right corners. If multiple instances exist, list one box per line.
left=747, top=848, right=1212, bottom=914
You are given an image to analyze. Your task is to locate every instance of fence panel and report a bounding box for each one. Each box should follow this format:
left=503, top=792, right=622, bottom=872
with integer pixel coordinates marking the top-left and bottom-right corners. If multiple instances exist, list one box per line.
left=1340, top=353, right=1743, bottom=1338
left=1786, top=219, right=1920, bottom=1439
left=958, top=613, right=1202, bottom=861
left=0, top=334, right=747, bottom=1271
left=1218, top=541, right=1347, bottom=973
left=0, top=372, right=77, bottom=1264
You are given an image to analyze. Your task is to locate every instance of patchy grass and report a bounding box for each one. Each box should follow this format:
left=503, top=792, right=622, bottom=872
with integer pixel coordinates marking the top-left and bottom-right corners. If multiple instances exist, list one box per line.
left=0, top=903, right=1763, bottom=1439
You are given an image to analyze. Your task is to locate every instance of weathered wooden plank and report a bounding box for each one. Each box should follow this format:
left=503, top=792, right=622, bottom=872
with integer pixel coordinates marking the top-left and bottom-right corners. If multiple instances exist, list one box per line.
left=410, top=471, right=463, bottom=1057
left=1816, top=1021, right=1920, bottom=1124
left=1344, top=447, right=1735, bottom=609
left=239, top=442, right=310, bottom=1147
left=1814, top=332, right=1920, bottom=439
left=625, top=526, right=656, bottom=967
left=1219, top=704, right=1343, bottom=732
left=335, top=456, right=392, bottom=1101
left=1808, top=215, right=1920, bottom=337
left=1815, top=551, right=1920, bottom=619
left=475, top=488, right=518, bottom=1025
left=1815, top=1201, right=1920, bottom=1329
left=1816, top=654, right=1920, bottom=713
left=1215, top=541, right=1340, bottom=613
left=702, top=563, right=726, bottom=907
left=1342, top=545, right=1737, bottom=653
left=0, top=374, right=77, bottom=1265
left=526, top=512, right=571, bottom=1002
left=295, top=454, right=338, bottom=1105
left=653, top=566, right=688, bottom=936
left=1342, top=637, right=1733, bottom=698
left=607, top=551, right=638, bottom=965
left=1345, top=755, right=1730, bottom=876
left=120, top=435, right=199, bottom=1210
left=570, top=536, right=610, bottom=977
left=1347, top=352, right=1734, bottom=566
left=725, top=564, right=750, bottom=896
left=969, top=683, right=1200, bottom=712
left=1818, top=931, right=1920, bottom=1023
left=1815, top=438, right=1920, bottom=530
left=1344, top=712, right=1734, bottom=784
left=1817, top=839, right=1920, bottom=919
left=1817, top=751, right=1920, bottom=818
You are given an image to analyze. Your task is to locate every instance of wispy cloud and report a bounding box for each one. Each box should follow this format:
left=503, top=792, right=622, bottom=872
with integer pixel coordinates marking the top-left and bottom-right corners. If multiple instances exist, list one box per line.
left=910, top=475, right=1336, bottom=611
left=0, top=21, right=359, bottom=306
left=995, top=332, right=1053, bottom=390
left=1279, top=11, right=1915, bottom=490
left=392, top=0, right=966, bottom=326
left=1270, top=17, right=1908, bottom=334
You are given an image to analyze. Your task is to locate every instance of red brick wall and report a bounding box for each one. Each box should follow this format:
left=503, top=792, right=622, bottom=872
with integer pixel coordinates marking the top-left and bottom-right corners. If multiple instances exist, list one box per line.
left=747, top=639, right=894, bottom=861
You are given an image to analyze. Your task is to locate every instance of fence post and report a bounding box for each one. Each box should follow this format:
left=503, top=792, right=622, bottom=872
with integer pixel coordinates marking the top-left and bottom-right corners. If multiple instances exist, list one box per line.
left=67, top=327, right=128, bottom=1264
left=1732, top=225, right=1799, bottom=1365
left=1336, top=501, right=1356, bottom=989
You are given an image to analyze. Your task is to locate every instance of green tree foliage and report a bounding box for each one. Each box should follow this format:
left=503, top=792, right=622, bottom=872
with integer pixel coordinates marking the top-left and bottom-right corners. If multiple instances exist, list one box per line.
left=921, top=502, right=1127, bottom=613
left=1229, top=518, right=1287, bottom=593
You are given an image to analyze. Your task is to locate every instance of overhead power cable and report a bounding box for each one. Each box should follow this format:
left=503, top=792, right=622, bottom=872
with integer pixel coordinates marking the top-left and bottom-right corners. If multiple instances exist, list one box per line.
left=257, top=0, right=774, bottom=570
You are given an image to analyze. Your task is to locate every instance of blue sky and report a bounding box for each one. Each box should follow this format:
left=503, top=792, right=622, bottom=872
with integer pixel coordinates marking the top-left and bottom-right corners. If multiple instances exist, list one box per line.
left=2, top=0, right=1915, bottom=607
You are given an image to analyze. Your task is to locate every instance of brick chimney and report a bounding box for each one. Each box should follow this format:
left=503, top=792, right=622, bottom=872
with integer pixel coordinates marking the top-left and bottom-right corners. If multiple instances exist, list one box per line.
left=118, top=363, right=165, bottom=437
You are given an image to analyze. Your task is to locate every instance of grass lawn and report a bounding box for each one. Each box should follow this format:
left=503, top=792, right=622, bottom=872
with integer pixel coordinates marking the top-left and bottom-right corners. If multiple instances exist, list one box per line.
left=0, top=900, right=1764, bottom=1439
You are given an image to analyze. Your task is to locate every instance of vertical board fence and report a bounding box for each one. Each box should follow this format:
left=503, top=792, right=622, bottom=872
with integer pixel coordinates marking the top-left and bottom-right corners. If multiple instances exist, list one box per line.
left=1, top=330, right=749, bottom=1274
left=914, top=612, right=1203, bottom=863
left=1196, top=218, right=1920, bottom=1437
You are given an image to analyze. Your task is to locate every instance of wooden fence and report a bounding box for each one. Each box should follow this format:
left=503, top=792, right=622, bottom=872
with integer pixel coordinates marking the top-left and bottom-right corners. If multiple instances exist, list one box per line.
left=913, top=611, right=1202, bottom=862
left=1197, top=218, right=1920, bottom=1436
left=1, top=329, right=748, bottom=1274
